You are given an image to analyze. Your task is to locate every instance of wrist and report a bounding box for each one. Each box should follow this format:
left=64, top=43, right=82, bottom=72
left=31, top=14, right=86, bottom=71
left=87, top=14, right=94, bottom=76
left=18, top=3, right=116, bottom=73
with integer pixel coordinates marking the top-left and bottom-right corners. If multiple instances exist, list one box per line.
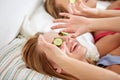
left=89, top=18, right=99, bottom=32
left=96, top=9, right=105, bottom=18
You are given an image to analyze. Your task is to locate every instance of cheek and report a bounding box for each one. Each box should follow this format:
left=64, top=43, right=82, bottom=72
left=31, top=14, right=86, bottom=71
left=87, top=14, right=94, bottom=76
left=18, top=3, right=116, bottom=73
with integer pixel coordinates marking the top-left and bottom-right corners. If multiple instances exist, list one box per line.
left=71, top=47, right=87, bottom=60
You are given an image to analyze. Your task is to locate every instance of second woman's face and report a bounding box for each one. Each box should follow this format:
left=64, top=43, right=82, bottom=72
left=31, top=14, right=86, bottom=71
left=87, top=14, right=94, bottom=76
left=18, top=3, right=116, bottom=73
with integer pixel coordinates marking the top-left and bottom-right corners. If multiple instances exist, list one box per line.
left=40, top=32, right=87, bottom=61
left=55, top=0, right=97, bottom=11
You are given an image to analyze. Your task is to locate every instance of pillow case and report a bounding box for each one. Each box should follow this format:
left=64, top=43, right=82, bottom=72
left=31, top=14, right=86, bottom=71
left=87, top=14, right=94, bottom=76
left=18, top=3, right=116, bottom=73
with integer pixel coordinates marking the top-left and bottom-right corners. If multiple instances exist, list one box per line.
left=0, top=0, right=42, bottom=49
left=0, top=38, right=61, bottom=80
left=97, top=0, right=111, bottom=9
left=21, top=3, right=54, bottom=39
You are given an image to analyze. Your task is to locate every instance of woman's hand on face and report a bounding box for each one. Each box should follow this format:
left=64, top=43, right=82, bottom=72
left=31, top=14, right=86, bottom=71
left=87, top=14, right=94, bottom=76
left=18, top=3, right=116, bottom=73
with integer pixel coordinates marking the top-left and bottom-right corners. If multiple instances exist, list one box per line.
left=38, top=35, right=69, bottom=60
left=52, top=13, right=92, bottom=37
left=68, top=0, right=99, bottom=18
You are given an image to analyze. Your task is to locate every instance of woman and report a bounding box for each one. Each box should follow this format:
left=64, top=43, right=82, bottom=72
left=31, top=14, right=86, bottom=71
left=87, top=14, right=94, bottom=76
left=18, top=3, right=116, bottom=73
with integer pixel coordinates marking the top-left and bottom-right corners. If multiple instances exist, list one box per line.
left=22, top=0, right=120, bottom=79
left=45, top=0, right=120, bottom=57
left=44, top=0, right=96, bottom=18
left=37, top=34, right=120, bottom=80
left=22, top=31, right=120, bottom=80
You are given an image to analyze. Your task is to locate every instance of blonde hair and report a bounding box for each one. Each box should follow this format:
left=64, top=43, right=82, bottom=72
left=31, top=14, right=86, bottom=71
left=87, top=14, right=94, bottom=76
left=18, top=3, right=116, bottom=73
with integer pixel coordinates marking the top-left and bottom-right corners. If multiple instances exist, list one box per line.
left=44, top=0, right=68, bottom=18
left=22, top=32, right=78, bottom=80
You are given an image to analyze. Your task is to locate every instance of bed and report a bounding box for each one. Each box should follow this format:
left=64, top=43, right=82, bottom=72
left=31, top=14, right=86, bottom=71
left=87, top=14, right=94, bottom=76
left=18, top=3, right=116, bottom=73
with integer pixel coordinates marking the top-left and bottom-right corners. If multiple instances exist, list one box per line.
left=0, top=0, right=111, bottom=80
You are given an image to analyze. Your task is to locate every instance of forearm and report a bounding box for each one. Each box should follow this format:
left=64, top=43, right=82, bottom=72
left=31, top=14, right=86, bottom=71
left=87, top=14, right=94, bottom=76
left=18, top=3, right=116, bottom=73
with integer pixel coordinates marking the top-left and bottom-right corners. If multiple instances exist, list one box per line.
left=55, top=56, right=120, bottom=80
left=98, top=9, right=120, bottom=18
left=91, top=17, right=120, bottom=32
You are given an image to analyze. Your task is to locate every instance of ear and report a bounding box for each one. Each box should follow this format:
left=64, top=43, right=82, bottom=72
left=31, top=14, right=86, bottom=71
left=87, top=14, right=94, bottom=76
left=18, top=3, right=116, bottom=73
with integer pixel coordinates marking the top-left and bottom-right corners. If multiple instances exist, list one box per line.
left=53, top=66, right=62, bottom=73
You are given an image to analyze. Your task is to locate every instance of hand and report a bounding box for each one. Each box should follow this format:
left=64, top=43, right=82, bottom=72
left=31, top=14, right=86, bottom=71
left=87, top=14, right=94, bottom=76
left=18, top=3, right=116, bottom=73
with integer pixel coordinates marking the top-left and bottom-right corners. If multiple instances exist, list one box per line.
left=38, top=35, right=69, bottom=61
left=68, top=0, right=99, bottom=18
left=52, top=13, right=93, bottom=37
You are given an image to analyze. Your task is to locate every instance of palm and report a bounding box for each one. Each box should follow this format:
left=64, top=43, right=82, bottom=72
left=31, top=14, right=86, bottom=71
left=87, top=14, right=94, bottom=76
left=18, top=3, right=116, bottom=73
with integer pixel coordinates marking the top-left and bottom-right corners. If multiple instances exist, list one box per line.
left=52, top=13, right=91, bottom=37
left=69, top=0, right=98, bottom=17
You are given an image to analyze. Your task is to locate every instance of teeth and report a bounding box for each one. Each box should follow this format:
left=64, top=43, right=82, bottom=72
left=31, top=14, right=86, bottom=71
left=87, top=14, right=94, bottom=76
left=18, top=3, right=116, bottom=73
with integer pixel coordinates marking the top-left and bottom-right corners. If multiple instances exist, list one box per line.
left=71, top=42, right=77, bottom=52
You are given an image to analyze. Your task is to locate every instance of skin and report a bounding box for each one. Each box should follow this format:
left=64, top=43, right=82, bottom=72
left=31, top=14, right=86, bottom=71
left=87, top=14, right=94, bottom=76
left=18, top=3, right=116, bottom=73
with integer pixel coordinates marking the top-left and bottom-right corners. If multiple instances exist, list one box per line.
left=38, top=35, right=120, bottom=80
left=38, top=32, right=87, bottom=73
left=51, top=0, right=120, bottom=57
left=38, top=32, right=120, bottom=74
left=45, top=0, right=120, bottom=74
left=42, top=32, right=87, bottom=60
left=55, top=0, right=97, bottom=12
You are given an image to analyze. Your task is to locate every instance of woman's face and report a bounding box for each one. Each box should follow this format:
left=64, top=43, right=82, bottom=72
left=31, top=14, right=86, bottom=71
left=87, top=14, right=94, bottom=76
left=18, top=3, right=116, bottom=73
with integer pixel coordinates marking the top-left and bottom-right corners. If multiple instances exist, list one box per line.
left=38, top=32, right=87, bottom=73
left=38, top=32, right=87, bottom=62
left=55, top=0, right=97, bottom=11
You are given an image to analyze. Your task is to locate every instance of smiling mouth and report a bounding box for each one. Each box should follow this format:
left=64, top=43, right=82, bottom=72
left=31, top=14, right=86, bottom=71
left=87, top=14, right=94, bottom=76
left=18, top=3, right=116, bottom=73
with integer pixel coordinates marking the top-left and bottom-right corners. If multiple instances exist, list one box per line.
left=71, top=42, right=79, bottom=52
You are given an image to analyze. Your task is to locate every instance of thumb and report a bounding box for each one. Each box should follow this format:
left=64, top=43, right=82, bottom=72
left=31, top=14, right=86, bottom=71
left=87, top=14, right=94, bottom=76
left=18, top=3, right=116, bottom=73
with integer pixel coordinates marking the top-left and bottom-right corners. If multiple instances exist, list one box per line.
left=60, top=42, right=67, bottom=53
left=68, top=3, right=74, bottom=14
left=61, top=42, right=70, bottom=56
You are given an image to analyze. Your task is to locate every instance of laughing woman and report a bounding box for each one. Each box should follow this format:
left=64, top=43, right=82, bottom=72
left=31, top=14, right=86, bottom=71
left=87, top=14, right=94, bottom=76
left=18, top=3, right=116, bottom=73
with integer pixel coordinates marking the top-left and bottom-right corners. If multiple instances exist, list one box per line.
left=22, top=31, right=120, bottom=80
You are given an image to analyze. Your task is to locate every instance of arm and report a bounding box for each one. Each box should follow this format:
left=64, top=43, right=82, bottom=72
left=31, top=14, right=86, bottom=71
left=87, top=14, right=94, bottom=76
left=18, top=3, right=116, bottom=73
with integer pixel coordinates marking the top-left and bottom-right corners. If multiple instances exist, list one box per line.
left=59, top=56, right=120, bottom=80
left=92, top=17, right=120, bottom=32
left=38, top=35, right=120, bottom=80
left=70, top=0, right=120, bottom=18
left=52, top=13, right=120, bottom=37
left=98, top=9, right=120, bottom=17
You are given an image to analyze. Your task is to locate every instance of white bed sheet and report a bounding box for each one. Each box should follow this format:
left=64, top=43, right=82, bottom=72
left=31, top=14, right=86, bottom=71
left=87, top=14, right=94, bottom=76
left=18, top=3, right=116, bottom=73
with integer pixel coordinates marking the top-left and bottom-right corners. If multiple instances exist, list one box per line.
left=0, top=0, right=42, bottom=49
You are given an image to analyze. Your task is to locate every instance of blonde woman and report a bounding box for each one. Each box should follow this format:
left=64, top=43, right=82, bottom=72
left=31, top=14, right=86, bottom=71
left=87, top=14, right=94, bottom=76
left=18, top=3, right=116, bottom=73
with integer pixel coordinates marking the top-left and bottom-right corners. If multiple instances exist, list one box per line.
left=22, top=32, right=120, bottom=80
left=22, top=0, right=120, bottom=79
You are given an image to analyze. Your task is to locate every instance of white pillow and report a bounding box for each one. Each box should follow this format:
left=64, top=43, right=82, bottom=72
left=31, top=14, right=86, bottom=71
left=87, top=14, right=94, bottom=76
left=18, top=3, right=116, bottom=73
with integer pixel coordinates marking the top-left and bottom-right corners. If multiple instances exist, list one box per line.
left=0, top=0, right=42, bottom=49
left=97, top=1, right=111, bottom=9
left=21, top=3, right=54, bottom=39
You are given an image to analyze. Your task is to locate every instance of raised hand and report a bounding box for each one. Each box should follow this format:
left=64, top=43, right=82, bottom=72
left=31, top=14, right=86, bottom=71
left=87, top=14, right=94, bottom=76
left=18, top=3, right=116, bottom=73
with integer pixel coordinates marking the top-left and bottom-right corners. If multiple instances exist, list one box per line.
left=68, top=0, right=99, bottom=18
left=38, top=35, right=69, bottom=61
left=52, top=13, right=92, bottom=37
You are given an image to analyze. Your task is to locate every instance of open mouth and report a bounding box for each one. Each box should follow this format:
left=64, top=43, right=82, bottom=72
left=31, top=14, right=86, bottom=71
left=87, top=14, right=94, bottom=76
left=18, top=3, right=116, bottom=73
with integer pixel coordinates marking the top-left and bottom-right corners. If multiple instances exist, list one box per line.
left=71, top=42, right=79, bottom=52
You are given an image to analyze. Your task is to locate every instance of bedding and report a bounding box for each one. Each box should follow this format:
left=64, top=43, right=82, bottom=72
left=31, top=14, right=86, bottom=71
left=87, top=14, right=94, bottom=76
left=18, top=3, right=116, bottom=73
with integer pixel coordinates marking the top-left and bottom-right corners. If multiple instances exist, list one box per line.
left=0, top=37, right=61, bottom=80
left=0, top=0, right=42, bottom=49
left=97, top=0, right=111, bottom=9
left=0, top=0, right=112, bottom=80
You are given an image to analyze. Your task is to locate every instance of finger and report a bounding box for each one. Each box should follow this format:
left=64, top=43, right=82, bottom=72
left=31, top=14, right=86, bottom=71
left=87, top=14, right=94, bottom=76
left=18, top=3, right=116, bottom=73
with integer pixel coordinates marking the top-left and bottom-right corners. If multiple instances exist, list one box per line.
left=69, top=33, right=77, bottom=38
left=61, top=28, right=75, bottom=33
left=61, top=42, right=71, bottom=56
left=53, top=19, right=68, bottom=23
left=39, top=35, right=61, bottom=52
left=60, top=42, right=67, bottom=53
left=59, top=12, right=72, bottom=18
left=38, top=35, right=51, bottom=49
left=68, top=3, right=74, bottom=14
left=79, top=0, right=88, bottom=11
left=38, top=35, right=46, bottom=45
left=72, top=30, right=82, bottom=37
left=51, top=24, right=67, bottom=29
left=71, top=34, right=77, bottom=38
left=76, top=0, right=82, bottom=7
left=76, top=0, right=82, bottom=3
left=71, top=3, right=81, bottom=15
